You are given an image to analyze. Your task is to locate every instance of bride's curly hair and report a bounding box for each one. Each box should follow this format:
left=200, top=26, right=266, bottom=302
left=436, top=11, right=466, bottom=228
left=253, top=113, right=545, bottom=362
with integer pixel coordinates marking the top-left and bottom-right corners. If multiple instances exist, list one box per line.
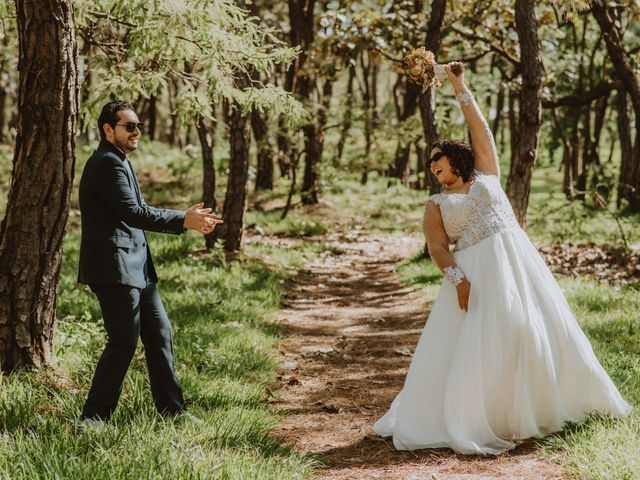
left=430, top=139, right=475, bottom=182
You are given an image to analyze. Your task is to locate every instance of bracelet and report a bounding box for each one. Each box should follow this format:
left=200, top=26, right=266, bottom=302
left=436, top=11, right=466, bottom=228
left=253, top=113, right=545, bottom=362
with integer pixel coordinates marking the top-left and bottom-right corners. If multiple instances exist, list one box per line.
left=444, top=265, right=466, bottom=287
left=456, top=89, right=474, bottom=107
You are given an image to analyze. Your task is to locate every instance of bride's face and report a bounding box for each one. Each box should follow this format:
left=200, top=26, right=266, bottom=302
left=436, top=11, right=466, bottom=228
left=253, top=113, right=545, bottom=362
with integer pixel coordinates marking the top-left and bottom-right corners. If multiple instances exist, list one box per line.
left=430, top=148, right=457, bottom=185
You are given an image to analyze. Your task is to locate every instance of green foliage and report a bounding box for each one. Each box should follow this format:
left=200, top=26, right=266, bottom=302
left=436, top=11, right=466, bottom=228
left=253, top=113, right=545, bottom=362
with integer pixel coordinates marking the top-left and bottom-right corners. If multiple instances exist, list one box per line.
left=74, top=0, right=306, bottom=129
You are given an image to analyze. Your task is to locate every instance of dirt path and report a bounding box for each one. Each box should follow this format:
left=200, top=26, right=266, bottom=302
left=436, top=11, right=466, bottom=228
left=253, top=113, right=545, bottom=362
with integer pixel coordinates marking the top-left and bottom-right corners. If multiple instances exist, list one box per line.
left=268, top=230, right=567, bottom=480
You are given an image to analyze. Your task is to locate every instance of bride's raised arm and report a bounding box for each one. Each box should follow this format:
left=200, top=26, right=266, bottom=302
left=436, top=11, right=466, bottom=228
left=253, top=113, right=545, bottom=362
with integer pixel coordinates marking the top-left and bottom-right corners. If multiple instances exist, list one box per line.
left=445, top=63, right=500, bottom=177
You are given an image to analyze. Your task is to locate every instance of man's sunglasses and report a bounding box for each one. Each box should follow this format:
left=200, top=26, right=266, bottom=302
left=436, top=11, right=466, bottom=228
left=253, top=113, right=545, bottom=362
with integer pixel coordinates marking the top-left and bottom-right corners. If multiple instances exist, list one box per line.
left=116, top=122, right=144, bottom=133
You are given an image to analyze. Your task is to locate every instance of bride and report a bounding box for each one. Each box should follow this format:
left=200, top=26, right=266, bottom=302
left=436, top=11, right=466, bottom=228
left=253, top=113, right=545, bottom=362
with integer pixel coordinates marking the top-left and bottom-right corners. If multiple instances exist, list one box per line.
left=373, top=61, right=631, bottom=455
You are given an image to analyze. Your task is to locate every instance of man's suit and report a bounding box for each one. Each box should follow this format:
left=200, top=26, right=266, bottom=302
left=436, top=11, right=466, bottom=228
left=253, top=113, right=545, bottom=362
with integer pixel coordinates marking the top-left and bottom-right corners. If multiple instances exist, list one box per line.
left=78, top=140, right=187, bottom=420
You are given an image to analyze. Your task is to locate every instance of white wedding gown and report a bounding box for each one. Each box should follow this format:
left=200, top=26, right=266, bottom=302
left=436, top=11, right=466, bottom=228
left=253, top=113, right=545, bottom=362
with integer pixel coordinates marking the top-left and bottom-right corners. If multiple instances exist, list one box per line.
left=373, top=169, right=631, bottom=455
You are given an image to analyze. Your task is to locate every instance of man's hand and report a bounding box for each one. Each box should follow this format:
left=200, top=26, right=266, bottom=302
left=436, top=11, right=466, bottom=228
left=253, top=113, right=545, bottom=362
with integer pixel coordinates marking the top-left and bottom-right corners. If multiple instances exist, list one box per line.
left=456, top=278, right=471, bottom=312
left=183, top=203, right=223, bottom=234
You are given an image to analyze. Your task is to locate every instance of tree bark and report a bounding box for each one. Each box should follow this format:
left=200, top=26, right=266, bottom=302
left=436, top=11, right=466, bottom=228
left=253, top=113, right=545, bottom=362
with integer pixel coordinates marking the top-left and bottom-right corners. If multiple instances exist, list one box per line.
left=301, top=78, right=333, bottom=203
left=508, top=89, right=519, bottom=174
left=288, top=0, right=327, bottom=204
left=147, top=94, right=158, bottom=141
left=506, top=0, right=542, bottom=227
left=167, top=79, right=181, bottom=147
left=0, top=33, right=8, bottom=143
left=251, top=108, right=274, bottom=190
left=360, top=52, right=374, bottom=185
left=493, top=86, right=505, bottom=154
left=551, top=108, right=576, bottom=198
left=217, top=98, right=250, bottom=252
left=0, top=81, right=7, bottom=144
left=279, top=0, right=316, bottom=185
left=390, top=80, right=419, bottom=183
left=592, top=2, right=640, bottom=211
left=575, top=102, right=592, bottom=199
left=418, top=0, right=446, bottom=193
left=0, top=0, right=78, bottom=372
left=197, top=107, right=217, bottom=249
left=586, top=96, right=608, bottom=195
left=335, top=63, right=356, bottom=165
left=616, top=91, right=634, bottom=208
left=390, top=0, right=425, bottom=184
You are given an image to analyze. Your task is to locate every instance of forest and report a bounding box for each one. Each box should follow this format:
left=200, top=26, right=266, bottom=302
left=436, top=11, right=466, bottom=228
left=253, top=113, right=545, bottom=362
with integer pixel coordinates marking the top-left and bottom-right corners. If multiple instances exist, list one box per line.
left=0, top=0, right=639, bottom=479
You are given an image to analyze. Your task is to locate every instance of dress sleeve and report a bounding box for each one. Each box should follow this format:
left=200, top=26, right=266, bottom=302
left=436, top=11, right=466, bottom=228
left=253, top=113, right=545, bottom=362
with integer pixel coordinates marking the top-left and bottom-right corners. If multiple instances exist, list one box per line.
left=425, top=194, right=443, bottom=209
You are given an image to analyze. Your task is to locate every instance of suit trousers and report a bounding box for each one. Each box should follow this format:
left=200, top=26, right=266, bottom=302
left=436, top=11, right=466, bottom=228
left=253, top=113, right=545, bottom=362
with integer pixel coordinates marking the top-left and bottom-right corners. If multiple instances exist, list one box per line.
left=80, top=283, right=186, bottom=420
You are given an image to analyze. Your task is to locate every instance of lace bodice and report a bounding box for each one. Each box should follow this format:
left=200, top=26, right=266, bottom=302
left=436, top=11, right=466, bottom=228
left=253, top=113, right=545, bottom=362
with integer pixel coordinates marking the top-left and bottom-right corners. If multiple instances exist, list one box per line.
left=426, top=170, right=520, bottom=251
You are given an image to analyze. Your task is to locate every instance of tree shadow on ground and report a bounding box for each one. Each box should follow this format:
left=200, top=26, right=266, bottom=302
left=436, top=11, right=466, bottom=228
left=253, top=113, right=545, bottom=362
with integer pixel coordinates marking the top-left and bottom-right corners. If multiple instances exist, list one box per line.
left=269, top=233, right=566, bottom=479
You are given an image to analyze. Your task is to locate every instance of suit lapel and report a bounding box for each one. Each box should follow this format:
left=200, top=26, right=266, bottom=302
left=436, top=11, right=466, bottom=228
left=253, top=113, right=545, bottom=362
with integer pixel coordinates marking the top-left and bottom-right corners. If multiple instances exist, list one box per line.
left=125, top=158, right=143, bottom=206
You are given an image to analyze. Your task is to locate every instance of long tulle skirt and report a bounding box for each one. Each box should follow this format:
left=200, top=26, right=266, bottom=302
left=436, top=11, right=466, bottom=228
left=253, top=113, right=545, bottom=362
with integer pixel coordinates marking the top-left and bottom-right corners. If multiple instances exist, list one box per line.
left=373, top=227, right=630, bottom=455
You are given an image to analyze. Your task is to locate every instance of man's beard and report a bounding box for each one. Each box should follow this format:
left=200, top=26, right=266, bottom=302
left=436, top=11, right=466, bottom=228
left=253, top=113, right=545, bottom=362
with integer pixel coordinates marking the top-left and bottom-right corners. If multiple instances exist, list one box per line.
left=115, top=138, right=138, bottom=153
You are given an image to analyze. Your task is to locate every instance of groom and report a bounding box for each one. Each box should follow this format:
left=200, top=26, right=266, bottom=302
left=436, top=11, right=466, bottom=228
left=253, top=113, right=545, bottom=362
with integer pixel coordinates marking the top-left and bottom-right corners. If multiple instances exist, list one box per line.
left=77, top=100, right=220, bottom=423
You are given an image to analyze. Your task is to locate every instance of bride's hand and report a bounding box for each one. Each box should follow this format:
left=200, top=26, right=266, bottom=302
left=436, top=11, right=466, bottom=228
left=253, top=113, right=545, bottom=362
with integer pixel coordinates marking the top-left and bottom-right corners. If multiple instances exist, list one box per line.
left=456, top=279, right=471, bottom=312
left=445, top=62, right=465, bottom=88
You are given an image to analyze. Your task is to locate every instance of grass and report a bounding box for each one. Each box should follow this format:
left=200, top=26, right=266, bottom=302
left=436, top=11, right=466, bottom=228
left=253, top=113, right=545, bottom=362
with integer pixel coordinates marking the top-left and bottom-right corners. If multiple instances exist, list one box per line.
left=0, top=227, right=318, bottom=479
left=1, top=136, right=639, bottom=478
left=526, top=166, right=640, bottom=248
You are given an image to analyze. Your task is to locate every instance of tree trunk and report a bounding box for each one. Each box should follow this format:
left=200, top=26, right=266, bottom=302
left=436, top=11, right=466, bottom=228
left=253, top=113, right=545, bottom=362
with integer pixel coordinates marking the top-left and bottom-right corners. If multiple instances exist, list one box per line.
left=391, top=80, right=419, bottom=183
left=0, top=33, right=9, bottom=143
left=506, top=0, right=542, bottom=227
left=197, top=108, right=217, bottom=250
left=247, top=0, right=275, bottom=190
left=301, top=78, right=333, bottom=203
left=418, top=0, right=446, bottom=193
left=288, top=0, right=322, bottom=203
left=79, top=38, right=92, bottom=142
left=218, top=99, right=250, bottom=252
left=0, top=82, right=7, bottom=144
left=390, top=0, right=426, bottom=183
left=0, top=0, right=78, bottom=372
left=420, top=87, right=442, bottom=193
left=508, top=89, right=519, bottom=172
left=301, top=123, right=322, bottom=203
left=551, top=108, right=576, bottom=198
left=493, top=86, right=505, bottom=153
left=335, top=63, right=356, bottom=165
left=251, top=108, right=274, bottom=190
left=592, top=2, right=640, bottom=211
left=576, top=102, right=592, bottom=199
left=168, top=79, right=181, bottom=148
left=279, top=0, right=316, bottom=184
left=276, top=119, right=292, bottom=178
left=360, top=52, right=373, bottom=185
left=616, top=91, right=634, bottom=208
left=147, top=94, right=157, bottom=141
left=587, top=96, right=608, bottom=197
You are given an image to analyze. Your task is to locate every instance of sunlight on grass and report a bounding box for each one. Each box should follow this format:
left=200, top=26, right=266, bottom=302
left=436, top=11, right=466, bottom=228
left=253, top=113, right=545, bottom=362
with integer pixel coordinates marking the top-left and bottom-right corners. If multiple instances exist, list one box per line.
left=2, top=134, right=639, bottom=478
left=0, top=229, right=317, bottom=479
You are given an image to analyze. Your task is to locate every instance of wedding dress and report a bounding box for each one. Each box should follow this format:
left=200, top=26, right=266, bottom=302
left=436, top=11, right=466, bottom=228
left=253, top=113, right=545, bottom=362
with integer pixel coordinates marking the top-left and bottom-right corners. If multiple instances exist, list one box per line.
left=373, top=167, right=631, bottom=455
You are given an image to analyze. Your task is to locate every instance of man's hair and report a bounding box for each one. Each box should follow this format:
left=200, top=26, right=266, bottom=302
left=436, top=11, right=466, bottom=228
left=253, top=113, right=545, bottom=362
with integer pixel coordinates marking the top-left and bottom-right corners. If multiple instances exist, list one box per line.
left=97, top=101, right=134, bottom=140
left=430, top=138, right=475, bottom=182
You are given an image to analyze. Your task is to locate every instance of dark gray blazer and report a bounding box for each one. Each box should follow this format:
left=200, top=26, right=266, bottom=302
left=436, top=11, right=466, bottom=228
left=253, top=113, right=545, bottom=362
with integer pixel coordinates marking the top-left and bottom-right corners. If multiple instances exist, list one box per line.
left=78, top=140, right=186, bottom=288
